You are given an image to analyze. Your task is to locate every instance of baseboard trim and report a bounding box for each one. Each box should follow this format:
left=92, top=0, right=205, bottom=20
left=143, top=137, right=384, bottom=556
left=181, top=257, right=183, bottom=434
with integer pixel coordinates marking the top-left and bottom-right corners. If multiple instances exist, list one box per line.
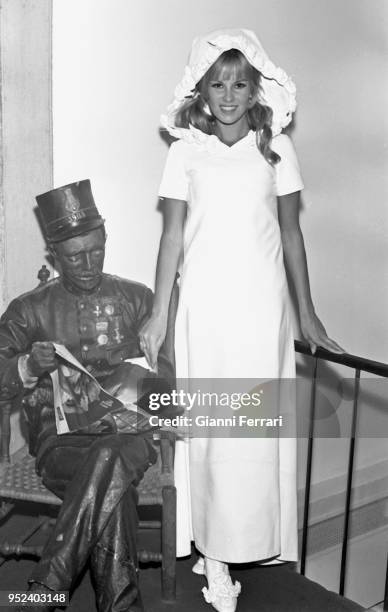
left=297, top=459, right=388, bottom=555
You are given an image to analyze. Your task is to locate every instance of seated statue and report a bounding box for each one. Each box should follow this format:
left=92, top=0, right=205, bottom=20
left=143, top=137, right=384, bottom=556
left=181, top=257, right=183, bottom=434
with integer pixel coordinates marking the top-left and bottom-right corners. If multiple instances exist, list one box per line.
left=0, top=180, right=175, bottom=612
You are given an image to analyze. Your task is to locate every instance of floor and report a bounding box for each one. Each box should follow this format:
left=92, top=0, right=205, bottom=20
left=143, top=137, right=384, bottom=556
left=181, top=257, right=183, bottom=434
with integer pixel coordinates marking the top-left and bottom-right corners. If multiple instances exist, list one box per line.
left=0, top=508, right=367, bottom=612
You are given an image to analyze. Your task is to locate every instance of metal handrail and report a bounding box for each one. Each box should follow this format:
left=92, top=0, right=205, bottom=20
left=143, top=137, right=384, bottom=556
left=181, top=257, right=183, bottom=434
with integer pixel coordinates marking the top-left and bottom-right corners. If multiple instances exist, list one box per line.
left=295, top=339, right=388, bottom=605
left=295, top=340, right=388, bottom=377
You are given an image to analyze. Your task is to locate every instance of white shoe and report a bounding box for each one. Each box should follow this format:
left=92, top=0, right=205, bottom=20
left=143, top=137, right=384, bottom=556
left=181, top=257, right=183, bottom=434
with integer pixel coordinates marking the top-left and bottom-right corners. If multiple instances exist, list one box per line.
left=192, top=556, right=206, bottom=575
left=202, top=573, right=241, bottom=612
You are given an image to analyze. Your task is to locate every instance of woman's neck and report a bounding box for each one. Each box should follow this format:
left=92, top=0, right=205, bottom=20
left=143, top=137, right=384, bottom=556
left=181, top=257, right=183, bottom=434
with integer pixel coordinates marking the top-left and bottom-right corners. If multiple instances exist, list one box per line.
left=214, top=118, right=250, bottom=147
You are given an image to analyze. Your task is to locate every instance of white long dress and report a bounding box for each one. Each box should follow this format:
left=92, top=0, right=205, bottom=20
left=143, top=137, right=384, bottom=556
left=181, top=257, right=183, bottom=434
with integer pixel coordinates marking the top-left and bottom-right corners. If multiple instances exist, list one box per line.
left=158, top=130, right=304, bottom=563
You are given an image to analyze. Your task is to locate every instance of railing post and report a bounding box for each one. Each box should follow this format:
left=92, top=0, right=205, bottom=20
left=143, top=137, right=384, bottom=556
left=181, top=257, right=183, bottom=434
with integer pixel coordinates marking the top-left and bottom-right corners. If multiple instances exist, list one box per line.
left=384, top=550, right=388, bottom=611
left=300, top=356, right=318, bottom=575
left=339, top=369, right=360, bottom=596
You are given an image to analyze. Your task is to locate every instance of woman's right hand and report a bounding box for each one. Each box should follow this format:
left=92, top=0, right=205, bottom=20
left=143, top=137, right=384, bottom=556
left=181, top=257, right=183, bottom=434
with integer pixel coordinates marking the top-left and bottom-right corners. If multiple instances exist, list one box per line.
left=138, top=313, right=168, bottom=371
left=138, top=199, right=186, bottom=370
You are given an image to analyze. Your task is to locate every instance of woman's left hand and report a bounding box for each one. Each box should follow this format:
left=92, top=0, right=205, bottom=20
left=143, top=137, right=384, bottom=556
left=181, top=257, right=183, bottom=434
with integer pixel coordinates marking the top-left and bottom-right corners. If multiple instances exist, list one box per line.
left=300, top=310, right=345, bottom=355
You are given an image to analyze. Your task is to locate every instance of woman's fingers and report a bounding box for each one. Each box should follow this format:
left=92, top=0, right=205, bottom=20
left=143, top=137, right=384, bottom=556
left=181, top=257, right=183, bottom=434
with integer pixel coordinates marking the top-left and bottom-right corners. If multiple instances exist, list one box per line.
left=307, top=334, right=346, bottom=355
left=301, top=313, right=346, bottom=356
left=320, top=337, right=346, bottom=354
left=148, top=342, right=159, bottom=371
left=139, top=333, right=161, bottom=370
left=139, top=315, right=168, bottom=371
left=139, top=336, right=154, bottom=369
left=141, top=342, right=153, bottom=369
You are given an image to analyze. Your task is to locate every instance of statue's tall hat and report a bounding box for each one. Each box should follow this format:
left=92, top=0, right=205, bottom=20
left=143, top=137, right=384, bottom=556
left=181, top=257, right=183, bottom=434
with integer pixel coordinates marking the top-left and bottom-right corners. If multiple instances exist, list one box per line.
left=36, top=180, right=104, bottom=243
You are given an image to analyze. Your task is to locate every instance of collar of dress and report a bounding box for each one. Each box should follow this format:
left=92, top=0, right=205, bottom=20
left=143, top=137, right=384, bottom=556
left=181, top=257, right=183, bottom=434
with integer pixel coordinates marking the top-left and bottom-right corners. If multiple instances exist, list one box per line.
left=172, top=127, right=258, bottom=153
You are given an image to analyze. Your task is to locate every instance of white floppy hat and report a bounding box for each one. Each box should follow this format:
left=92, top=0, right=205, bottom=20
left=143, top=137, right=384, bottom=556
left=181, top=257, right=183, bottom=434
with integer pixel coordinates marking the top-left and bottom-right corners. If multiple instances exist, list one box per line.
left=161, top=28, right=297, bottom=141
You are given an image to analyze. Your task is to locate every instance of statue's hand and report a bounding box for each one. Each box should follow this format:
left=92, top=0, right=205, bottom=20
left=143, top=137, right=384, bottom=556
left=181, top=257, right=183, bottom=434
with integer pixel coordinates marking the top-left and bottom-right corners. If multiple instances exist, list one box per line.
left=27, top=341, right=58, bottom=377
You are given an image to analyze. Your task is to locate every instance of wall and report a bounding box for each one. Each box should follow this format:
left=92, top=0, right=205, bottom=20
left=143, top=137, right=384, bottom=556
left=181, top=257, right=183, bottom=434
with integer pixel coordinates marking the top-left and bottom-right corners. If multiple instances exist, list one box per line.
left=0, top=0, right=52, bottom=312
left=0, top=0, right=52, bottom=453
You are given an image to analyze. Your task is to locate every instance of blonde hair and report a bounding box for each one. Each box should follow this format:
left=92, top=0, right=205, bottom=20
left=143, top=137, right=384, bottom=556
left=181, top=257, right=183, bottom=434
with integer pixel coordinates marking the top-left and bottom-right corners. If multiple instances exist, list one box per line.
left=175, top=49, right=280, bottom=165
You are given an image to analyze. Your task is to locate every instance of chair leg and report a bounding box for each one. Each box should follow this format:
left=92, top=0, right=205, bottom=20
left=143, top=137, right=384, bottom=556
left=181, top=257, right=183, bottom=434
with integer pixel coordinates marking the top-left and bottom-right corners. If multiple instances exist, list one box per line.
left=161, top=485, right=176, bottom=602
left=0, top=401, right=11, bottom=463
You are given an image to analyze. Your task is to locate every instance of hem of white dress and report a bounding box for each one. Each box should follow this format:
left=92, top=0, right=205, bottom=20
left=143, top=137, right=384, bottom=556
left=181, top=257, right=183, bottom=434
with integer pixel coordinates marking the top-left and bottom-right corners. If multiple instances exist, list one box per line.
left=193, top=541, right=298, bottom=564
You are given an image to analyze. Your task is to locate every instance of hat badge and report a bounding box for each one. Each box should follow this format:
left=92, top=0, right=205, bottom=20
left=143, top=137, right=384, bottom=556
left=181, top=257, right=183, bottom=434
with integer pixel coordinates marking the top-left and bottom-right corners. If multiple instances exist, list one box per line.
left=64, top=189, right=81, bottom=213
left=64, top=188, right=85, bottom=223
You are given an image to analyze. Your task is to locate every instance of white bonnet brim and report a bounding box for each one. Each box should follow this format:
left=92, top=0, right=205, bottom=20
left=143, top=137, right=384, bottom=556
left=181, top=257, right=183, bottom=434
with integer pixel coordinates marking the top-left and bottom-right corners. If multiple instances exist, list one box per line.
left=161, top=28, right=297, bottom=140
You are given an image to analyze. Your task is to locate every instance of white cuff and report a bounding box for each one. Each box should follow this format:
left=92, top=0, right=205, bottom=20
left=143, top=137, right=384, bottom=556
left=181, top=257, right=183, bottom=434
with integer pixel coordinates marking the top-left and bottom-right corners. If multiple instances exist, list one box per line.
left=18, top=354, right=39, bottom=389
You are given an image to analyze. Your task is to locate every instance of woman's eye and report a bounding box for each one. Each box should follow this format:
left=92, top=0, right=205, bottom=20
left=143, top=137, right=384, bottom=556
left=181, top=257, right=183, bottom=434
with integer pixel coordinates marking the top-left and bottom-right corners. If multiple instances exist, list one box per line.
left=235, top=82, right=248, bottom=89
left=210, top=82, right=223, bottom=89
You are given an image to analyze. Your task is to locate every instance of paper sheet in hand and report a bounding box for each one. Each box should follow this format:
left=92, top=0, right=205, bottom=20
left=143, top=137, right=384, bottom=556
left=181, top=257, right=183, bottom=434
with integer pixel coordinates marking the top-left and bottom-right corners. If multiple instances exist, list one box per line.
left=125, top=355, right=154, bottom=371
left=50, top=343, right=154, bottom=435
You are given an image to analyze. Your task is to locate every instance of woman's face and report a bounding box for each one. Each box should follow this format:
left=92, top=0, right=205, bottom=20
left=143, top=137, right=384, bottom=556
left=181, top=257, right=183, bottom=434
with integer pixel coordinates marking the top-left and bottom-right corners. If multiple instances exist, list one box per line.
left=205, top=64, right=255, bottom=129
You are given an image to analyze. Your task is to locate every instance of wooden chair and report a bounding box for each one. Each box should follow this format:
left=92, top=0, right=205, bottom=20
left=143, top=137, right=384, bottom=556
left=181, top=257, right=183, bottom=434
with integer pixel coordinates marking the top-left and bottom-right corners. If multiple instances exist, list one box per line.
left=0, top=265, right=178, bottom=602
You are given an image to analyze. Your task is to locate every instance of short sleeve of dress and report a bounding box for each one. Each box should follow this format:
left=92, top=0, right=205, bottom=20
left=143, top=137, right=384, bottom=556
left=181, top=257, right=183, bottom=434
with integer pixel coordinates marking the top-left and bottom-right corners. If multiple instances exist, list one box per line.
left=272, top=134, right=304, bottom=197
left=158, top=140, right=189, bottom=201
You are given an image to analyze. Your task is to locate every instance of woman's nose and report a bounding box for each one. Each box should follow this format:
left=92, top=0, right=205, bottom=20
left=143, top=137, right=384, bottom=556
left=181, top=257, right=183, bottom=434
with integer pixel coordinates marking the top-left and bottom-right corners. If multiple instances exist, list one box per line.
left=223, top=85, right=234, bottom=102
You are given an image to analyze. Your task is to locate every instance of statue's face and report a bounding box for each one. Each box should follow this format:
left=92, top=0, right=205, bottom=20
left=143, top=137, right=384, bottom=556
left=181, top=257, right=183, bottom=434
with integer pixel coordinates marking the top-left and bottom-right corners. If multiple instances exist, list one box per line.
left=54, top=227, right=106, bottom=293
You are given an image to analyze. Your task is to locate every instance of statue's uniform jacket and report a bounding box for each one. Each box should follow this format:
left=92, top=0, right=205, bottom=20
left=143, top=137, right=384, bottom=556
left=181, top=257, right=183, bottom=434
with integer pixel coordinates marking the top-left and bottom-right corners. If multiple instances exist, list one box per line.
left=0, top=273, right=173, bottom=451
left=0, top=272, right=169, bottom=400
